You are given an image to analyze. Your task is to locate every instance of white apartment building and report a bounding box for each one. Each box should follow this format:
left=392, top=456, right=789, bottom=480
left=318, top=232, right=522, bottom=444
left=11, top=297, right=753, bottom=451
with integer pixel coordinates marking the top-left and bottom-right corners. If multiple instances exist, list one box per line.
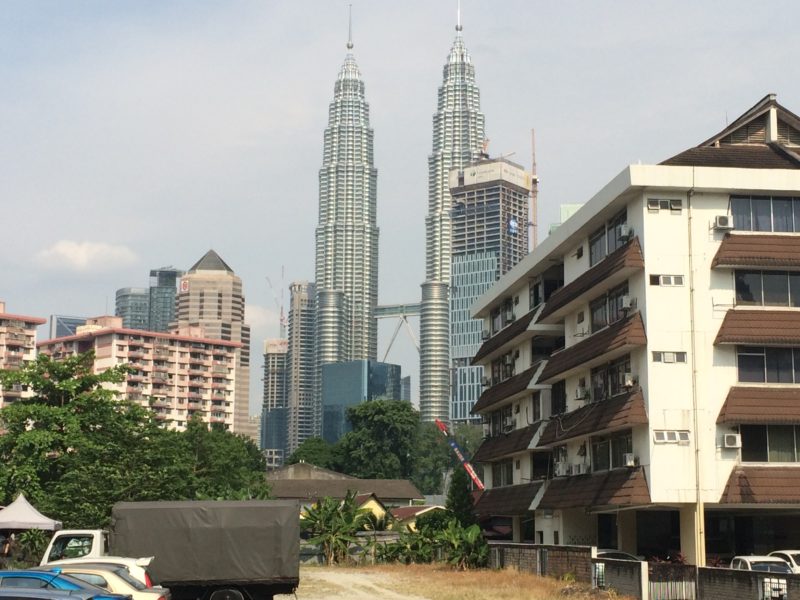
left=0, top=301, right=45, bottom=407
left=38, top=316, right=239, bottom=431
left=470, top=94, right=800, bottom=565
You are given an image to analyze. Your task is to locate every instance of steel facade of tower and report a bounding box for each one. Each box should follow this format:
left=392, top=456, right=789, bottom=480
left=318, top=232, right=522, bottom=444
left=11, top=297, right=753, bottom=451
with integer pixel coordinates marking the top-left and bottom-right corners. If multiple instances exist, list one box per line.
left=314, top=40, right=379, bottom=433
left=449, top=158, right=532, bottom=422
left=286, top=281, right=317, bottom=453
left=148, top=266, right=183, bottom=332
left=420, top=24, right=485, bottom=422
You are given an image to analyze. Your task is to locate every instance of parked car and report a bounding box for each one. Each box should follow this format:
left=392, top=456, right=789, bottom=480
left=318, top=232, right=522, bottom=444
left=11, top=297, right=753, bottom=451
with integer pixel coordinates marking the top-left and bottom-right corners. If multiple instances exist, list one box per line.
left=768, top=550, right=800, bottom=574
left=597, top=549, right=642, bottom=561
left=0, top=570, right=128, bottom=600
left=42, top=560, right=153, bottom=589
left=39, top=566, right=167, bottom=600
left=730, top=556, right=793, bottom=573
left=0, top=588, right=124, bottom=600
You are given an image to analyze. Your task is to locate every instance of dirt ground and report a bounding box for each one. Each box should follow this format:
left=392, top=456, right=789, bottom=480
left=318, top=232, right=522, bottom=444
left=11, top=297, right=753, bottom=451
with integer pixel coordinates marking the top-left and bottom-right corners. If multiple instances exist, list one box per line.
left=276, top=564, right=626, bottom=600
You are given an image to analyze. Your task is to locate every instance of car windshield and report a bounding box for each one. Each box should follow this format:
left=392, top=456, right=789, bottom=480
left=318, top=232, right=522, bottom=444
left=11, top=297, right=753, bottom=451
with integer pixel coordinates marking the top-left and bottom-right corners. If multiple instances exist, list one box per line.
left=752, top=561, right=792, bottom=573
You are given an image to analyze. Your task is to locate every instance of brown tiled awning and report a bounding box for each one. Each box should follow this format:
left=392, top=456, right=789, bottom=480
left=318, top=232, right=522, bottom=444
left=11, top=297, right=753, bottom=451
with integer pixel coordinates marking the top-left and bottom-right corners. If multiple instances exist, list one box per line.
left=715, top=310, right=800, bottom=345
left=474, top=482, right=543, bottom=517
left=473, top=423, right=540, bottom=463
left=539, top=313, right=647, bottom=383
left=472, top=308, right=538, bottom=365
left=539, top=237, right=644, bottom=323
left=537, top=390, right=648, bottom=448
left=712, top=234, right=800, bottom=269
left=717, top=387, right=800, bottom=424
left=471, top=364, right=539, bottom=414
left=538, top=467, right=650, bottom=510
left=720, top=466, right=800, bottom=504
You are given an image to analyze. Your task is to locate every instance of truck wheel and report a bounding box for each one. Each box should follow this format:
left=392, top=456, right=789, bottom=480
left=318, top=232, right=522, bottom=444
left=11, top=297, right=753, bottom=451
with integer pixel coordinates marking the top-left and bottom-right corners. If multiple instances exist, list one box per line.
left=209, top=589, right=244, bottom=600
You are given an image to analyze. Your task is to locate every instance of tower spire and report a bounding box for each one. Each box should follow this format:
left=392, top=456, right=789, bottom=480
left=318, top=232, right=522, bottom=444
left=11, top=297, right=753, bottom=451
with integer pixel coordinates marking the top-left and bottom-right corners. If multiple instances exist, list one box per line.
left=347, top=4, right=353, bottom=50
left=456, top=0, right=462, bottom=32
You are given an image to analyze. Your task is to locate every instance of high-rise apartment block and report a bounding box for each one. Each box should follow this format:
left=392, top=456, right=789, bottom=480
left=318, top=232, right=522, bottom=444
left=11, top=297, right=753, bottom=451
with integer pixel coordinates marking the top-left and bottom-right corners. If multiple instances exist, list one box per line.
left=469, top=94, right=800, bottom=564
left=321, top=359, right=402, bottom=444
left=0, top=301, right=45, bottom=407
left=449, top=158, right=532, bottom=422
left=148, top=266, right=183, bottom=332
left=286, top=281, right=317, bottom=454
left=174, top=250, right=251, bottom=434
left=38, top=316, right=238, bottom=430
left=115, top=287, right=149, bottom=329
left=420, top=20, right=485, bottom=422
left=314, top=34, right=379, bottom=417
left=262, top=338, right=289, bottom=468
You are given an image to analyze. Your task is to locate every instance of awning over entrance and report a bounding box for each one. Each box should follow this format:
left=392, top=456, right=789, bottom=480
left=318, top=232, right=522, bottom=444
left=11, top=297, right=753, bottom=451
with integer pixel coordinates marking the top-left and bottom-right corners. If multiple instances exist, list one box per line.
left=717, top=386, right=800, bottom=424
left=720, top=466, right=800, bottom=504
left=474, top=482, right=543, bottom=518
left=537, top=466, right=650, bottom=511
left=537, top=389, right=648, bottom=448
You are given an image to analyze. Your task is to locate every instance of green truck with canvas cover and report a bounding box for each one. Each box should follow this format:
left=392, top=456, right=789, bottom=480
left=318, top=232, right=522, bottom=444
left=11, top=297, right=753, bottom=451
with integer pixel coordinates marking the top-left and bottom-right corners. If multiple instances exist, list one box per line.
left=110, top=500, right=299, bottom=600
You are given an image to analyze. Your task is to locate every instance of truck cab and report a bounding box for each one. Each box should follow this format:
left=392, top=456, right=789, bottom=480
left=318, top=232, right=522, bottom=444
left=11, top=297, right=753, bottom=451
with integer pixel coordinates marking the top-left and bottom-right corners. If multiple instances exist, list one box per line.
left=41, top=530, right=107, bottom=564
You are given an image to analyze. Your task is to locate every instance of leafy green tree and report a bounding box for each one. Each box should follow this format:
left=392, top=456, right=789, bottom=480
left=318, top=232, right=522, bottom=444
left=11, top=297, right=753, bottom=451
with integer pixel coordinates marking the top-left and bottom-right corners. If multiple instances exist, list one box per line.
left=302, top=490, right=371, bottom=564
left=0, top=351, right=269, bottom=528
left=436, top=520, right=488, bottom=570
left=410, top=422, right=452, bottom=494
left=336, top=400, right=419, bottom=479
left=446, top=466, right=477, bottom=528
left=286, top=437, right=337, bottom=469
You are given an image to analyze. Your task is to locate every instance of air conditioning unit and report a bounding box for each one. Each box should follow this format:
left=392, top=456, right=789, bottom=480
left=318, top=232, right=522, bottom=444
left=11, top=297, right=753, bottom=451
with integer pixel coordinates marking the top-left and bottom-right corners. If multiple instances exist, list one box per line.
left=504, top=355, right=514, bottom=366
left=575, top=386, right=590, bottom=400
left=623, top=372, right=635, bottom=388
left=572, top=463, right=588, bottom=475
left=621, top=295, right=635, bottom=310
left=617, top=224, right=633, bottom=240
left=554, top=461, right=570, bottom=477
left=481, top=377, right=490, bottom=387
left=624, top=453, right=638, bottom=468
left=481, top=330, right=490, bottom=341
left=502, top=417, right=514, bottom=432
left=714, top=215, right=734, bottom=230
left=507, top=313, right=516, bottom=323
left=723, top=433, right=742, bottom=449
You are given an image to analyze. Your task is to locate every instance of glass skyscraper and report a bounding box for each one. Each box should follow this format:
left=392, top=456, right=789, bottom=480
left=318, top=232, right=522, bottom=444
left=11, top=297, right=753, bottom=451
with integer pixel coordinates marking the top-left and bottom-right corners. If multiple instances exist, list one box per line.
left=148, top=266, right=183, bottom=332
left=115, top=287, right=149, bottom=329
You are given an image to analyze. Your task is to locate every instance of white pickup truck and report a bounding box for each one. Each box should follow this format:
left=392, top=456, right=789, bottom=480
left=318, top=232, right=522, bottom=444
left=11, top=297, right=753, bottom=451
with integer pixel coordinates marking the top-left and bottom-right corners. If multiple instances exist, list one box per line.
left=40, top=529, right=154, bottom=586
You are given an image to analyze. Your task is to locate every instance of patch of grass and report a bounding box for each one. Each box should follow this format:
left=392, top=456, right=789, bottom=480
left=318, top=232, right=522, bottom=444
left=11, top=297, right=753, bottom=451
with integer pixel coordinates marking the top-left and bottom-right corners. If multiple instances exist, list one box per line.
left=371, top=563, right=617, bottom=600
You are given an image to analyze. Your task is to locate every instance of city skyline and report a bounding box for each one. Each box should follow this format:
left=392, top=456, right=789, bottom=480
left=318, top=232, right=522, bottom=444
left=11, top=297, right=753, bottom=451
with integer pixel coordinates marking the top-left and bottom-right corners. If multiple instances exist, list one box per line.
left=3, top=2, right=800, bottom=413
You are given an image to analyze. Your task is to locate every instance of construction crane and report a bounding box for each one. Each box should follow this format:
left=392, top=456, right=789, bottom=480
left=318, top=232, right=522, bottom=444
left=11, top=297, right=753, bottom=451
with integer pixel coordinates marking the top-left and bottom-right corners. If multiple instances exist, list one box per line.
left=265, top=266, right=287, bottom=338
left=435, top=418, right=485, bottom=491
left=529, top=128, right=540, bottom=250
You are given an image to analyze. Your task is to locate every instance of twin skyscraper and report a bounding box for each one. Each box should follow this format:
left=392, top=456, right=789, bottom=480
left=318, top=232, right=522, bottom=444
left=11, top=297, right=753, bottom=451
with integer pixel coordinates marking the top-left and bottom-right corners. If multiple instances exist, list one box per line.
left=265, top=10, right=532, bottom=463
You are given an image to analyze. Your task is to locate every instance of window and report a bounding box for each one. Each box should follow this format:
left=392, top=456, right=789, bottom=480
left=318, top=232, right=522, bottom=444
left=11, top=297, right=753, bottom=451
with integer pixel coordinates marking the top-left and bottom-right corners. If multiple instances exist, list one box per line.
left=731, top=195, right=800, bottom=232
left=588, top=210, right=629, bottom=267
left=737, top=346, right=800, bottom=383
left=648, top=198, right=683, bottom=212
left=735, top=270, right=800, bottom=307
left=741, top=424, right=799, bottom=462
left=589, top=227, right=606, bottom=266
left=650, top=274, right=685, bottom=286
left=590, top=355, right=632, bottom=402
left=551, top=380, right=566, bottom=416
left=652, top=351, right=688, bottom=363
left=590, top=283, right=629, bottom=332
left=491, top=459, right=514, bottom=487
left=591, top=431, right=632, bottom=471
left=654, top=430, right=690, bottom=444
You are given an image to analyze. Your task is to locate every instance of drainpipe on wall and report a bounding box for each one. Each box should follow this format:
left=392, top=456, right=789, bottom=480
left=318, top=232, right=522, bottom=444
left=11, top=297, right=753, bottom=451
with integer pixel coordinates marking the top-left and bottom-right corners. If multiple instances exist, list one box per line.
left=686, top=169, right=706, bottom=567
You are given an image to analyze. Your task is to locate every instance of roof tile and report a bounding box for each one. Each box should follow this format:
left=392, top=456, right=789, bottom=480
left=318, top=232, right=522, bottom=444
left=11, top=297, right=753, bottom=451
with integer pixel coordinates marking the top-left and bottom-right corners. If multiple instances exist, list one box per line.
left=660, top=144, right=800, bottom=170
left=712, top=234, right=800, bottom=268
left=473, top=423, right=540, bottom=463
left=474, top=482, right=543, bottom=517
left=472, top=308, right=538, bottom=364
left=720, top=466, right=800, bottom=503
left=538, top=467, right=650, bottom=510
left=715, top=310, right=800, bottom=345
left=471, top=364, right=539, bottom=414
left=717, top=386, right=800, bottom=424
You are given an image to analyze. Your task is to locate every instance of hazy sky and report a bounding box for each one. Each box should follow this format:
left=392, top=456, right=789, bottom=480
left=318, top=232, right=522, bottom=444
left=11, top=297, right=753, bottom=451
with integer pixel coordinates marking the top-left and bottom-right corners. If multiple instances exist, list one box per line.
left=3, top=1, right=800, bottom=413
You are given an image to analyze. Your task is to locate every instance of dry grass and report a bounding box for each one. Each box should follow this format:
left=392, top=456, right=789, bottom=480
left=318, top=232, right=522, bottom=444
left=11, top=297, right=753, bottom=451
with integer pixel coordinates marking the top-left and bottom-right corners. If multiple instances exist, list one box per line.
left=365, top=564, right=624, bottom=600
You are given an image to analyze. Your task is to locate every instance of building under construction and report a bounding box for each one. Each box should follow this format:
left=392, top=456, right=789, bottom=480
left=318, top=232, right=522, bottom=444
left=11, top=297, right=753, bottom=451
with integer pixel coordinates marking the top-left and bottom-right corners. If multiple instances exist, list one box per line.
left=449, top=157, right=532, bottom=423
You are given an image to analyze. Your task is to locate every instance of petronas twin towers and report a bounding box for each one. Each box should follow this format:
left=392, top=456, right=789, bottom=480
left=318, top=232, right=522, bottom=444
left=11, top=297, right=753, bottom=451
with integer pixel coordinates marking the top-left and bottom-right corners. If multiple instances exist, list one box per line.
left=313, top=14, right=485, bottom=424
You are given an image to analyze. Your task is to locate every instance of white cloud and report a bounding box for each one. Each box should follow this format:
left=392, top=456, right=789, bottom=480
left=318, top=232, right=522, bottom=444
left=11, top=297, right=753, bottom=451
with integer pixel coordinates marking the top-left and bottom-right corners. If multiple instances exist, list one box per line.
left=245, top=303, right=280, bottom=331
left=34, top=240, right=138, bottom=272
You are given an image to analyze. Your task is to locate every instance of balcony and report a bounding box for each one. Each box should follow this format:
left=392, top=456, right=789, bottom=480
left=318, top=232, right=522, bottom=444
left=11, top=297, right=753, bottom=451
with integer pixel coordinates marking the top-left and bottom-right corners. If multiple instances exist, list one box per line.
left=212, top=365, right=228, bottom=375
left=538, top=312, right=647, bottom=384
left=154, top=413, right=169, bottom=421
left=538, top=237, right=644, bottom=325
left=151, top=399, right=170, bottom=409
left=210, top=415, right=227, bottom=424
left=188, top=369, right=207, bottom=377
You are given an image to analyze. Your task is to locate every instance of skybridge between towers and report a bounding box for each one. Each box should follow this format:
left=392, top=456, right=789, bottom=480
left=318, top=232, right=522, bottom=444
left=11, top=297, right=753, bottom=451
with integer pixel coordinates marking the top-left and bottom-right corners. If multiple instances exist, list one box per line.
left=376, top=303, right=421, bottom=362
